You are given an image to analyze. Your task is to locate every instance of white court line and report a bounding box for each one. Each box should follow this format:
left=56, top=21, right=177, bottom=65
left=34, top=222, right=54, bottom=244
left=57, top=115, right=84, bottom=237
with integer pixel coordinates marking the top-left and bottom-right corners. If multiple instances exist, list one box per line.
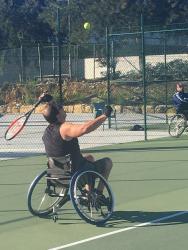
left=48, top=210, right=188, bottom=250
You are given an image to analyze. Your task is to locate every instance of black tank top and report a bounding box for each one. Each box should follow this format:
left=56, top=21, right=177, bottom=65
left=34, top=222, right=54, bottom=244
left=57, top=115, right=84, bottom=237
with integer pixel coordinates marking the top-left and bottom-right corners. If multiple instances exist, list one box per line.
left=42, top=123, right=84, bottom=171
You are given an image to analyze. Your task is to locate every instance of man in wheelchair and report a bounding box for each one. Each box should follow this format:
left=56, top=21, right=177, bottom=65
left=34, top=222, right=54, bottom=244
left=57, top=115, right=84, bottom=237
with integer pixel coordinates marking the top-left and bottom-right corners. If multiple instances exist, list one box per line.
left=173, top=82, right=188, bottom=119
left=41, top=94, right=113, bottom=206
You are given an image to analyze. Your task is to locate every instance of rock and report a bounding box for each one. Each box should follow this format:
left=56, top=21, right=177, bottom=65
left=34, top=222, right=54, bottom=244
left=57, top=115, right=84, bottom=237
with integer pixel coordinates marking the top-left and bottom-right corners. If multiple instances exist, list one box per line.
left=35, top=104, right=46, bottom=113
left=114, top=105, right=122, bottom=113
left=72, top=104, right=82, bottom=113
left=123, top=106, right=142, bottom=113
left=155, top=105, right=167, bottom=113
left=141, top=105, right=155, bottom=113
left=0, top=105, right=7, bottom=113
left=20, top=105, right=34, bottom=113
left=64, top=105, right=74, bottom=113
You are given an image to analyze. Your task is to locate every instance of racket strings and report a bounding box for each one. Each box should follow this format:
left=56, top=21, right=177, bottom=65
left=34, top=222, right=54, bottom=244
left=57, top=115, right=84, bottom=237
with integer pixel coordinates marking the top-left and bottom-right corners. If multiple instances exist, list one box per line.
left=5, top=117, right=26, bottom=139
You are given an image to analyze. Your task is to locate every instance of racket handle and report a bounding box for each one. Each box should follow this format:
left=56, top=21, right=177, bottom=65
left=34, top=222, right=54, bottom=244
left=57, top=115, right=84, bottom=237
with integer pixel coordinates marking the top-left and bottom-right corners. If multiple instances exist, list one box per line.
left=34, top=98, right=43, bottom=108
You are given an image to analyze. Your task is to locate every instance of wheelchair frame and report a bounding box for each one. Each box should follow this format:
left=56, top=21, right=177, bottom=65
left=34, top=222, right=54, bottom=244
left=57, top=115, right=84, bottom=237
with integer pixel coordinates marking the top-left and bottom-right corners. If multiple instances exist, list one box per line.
left=27, top=157, right=114, bottom=225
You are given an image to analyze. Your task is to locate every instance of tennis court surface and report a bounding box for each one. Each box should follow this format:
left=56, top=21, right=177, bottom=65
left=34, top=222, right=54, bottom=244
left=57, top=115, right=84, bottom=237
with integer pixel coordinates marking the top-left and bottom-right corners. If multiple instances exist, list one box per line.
left=0, top=137, right=188, bottom=250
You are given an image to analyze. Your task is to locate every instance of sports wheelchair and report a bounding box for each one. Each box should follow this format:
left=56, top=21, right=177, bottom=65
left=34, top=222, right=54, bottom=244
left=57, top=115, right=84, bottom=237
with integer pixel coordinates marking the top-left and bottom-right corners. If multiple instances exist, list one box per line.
left=168, top=113, right=188, bottom=137
left=27, top=155, right=114, bottom=225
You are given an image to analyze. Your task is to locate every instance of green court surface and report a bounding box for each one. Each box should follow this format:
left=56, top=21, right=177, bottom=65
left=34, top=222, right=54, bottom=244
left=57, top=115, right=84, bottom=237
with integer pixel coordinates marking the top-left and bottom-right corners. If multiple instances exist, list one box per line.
left=1, top=137, right=188, bottom=250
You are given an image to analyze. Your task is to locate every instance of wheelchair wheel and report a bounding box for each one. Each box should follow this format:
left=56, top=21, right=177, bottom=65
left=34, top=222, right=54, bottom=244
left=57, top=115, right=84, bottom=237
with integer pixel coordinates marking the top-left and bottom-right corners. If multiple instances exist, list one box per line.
left=168, top=114, right=186, bottom=137
left=27, top=170, right=69, bottom=217
left=70, top=170, right=114, bottom=225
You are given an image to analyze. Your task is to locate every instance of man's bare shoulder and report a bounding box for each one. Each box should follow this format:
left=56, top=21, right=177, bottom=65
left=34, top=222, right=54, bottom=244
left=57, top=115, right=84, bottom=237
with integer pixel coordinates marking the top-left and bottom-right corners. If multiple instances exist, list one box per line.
left=60, top=121, right=74, bottom=129
left=60, top=121, right=79, bottom=131
left=59, top=122, right=74, bottom=140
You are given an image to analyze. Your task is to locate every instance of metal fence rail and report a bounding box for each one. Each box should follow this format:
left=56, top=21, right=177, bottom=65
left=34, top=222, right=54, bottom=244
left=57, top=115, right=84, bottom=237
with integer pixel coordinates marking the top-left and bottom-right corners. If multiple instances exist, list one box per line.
left=1, top=23, right=188, bottom=158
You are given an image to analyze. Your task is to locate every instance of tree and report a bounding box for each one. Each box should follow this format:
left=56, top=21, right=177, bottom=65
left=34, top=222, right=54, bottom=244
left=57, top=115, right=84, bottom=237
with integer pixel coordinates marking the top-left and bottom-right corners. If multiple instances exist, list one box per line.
left=0, top=0, right=53, bottom=47
left=0, top=1, right=187, bottom=48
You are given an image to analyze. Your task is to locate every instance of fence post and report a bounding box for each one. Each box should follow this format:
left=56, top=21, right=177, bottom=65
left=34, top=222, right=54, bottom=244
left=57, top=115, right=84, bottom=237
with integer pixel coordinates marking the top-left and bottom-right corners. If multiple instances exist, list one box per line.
left=75, top=44, right=79, bottom=80
left=57, top=7, right=63, bottom=102
left=164, top=31, right=168, bottom=124
left=111, top=40, right=115, bottom=79
left=20, top=43, right=24, bottom=83
left=18, top=32, right=25, bottom=83
left=52, top=43, right=56, bottom=78
left=37, top=43, right=42, bottom=81
left=93, top=43, right=96, bottom=80
left=106, top=26, right=111, bottom=128
left=141, top=13, right=147, bottom=140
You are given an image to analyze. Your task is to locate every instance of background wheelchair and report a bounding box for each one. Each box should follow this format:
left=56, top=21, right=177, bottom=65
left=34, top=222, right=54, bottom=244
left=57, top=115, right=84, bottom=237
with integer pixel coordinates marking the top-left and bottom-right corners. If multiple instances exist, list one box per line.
left=168, top=113, right=188, bottom=137
left=27, top=155, right=114, bottom=225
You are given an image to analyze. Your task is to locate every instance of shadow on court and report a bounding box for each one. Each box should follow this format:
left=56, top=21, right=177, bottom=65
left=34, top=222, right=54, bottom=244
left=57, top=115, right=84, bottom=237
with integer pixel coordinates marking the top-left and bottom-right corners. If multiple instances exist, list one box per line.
left=0, top=207, right=83, bottom=226
left=0, top=152, right=43, bottom=160
left=104, top=210, right=188, bottom=228
left=0, top=214, right=33, bottom=226
left=83, top=145, right=188, bottom=154
left=110, top=178, right=188, bottom=183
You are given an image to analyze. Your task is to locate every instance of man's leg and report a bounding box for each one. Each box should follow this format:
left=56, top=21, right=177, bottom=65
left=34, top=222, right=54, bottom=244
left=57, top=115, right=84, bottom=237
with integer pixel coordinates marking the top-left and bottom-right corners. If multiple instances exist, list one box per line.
left=94, top=157, right=113, bottom=193
left=81, top=157, right=113, bottom=193
left=83, top=155, right=95, bottom=191
left=84, top=154, right=95, bottom=162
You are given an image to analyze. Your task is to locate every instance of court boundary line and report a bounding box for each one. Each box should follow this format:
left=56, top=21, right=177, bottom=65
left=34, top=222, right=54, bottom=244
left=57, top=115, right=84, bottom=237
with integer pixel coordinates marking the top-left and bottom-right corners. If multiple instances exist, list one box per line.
left=48, top=210, right=188, bottom=250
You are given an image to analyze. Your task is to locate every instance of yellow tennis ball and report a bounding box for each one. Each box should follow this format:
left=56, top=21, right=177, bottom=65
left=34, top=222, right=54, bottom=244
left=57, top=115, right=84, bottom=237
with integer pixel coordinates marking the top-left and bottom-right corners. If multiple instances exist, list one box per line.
left=84, top=22, right=91, bottom=30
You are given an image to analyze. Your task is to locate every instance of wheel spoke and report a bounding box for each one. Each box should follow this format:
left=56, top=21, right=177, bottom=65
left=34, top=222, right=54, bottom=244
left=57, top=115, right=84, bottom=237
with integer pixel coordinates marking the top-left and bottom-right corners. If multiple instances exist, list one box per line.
left=70, top=170, right=114, bottom=225
left=28, top=170, right=68, bottom=216
left=38, top=194, right=48, bottom=210
left=169, top=114, right=186, bottom=137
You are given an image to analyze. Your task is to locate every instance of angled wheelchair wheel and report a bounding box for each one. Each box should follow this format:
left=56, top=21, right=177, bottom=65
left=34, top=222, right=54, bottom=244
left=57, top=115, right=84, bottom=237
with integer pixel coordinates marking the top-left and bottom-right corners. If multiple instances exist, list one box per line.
left=70, top=170, right=114, bottom=225
left=27, top=170, right=69, bottom=217
left=168, top=114, right=186, bottom=137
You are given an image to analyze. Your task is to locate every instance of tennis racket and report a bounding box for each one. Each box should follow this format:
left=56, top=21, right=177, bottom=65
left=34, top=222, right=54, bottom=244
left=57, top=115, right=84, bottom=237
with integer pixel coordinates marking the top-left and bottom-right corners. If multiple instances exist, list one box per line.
left=4, top=99, right=42, bottom=140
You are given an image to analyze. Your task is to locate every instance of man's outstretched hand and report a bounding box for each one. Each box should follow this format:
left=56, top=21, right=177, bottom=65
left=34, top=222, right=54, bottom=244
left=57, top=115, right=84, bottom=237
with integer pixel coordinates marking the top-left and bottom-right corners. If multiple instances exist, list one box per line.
left=104, top=105, right=113, bottom=117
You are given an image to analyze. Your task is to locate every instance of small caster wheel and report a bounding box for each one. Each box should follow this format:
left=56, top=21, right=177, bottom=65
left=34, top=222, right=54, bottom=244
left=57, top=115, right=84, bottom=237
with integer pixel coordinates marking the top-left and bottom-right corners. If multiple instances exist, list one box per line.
left=53, top=213, right=58, bottom=223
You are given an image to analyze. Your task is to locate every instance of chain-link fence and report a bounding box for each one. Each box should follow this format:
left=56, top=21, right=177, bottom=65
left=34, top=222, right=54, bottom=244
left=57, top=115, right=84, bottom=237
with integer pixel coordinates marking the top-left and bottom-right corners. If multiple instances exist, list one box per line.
left=1, top=24, right=188, bottom=158
left=0, top=42, right=107, bottom=83
left=107, top=24, right=188, bottom=138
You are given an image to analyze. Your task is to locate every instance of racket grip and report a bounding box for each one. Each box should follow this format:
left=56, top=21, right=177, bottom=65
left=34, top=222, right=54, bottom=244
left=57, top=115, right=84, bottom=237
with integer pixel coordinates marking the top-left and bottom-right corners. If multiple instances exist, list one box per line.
left=34, top=98, right=43, bottom=107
